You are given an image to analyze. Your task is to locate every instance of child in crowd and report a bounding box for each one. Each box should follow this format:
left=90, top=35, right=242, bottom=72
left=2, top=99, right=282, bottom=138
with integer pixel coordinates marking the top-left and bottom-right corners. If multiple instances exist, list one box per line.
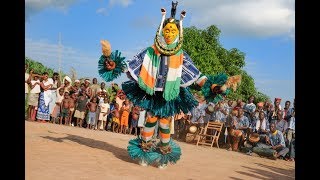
left=111, top=103, right=120, bottom=133
left=69, top=91, right=77, bottom=126
left=86, top=97, right=98, bottom=129
left=98, top=97, right=110, bottom=130
left=60, top=92, right=72, bottom=125
left=51, top=87, right=64, bottom=124
left=74, top=91, right=88, bottom=127
left=129, top=105, right=140, bottom=136
left=120, top=99, right=130, bottom=134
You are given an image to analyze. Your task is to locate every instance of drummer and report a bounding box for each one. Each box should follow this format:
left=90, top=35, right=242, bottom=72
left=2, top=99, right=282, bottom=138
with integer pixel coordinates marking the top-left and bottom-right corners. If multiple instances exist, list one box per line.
left=255, top=123, right=289, bottom=159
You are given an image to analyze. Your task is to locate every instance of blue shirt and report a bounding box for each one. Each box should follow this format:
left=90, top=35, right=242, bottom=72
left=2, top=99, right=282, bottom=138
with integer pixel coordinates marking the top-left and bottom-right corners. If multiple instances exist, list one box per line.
left=236, top=116, right=249, bottom=129
left=191, top=103, right=207, bottom=123
left=268, top=130, right=286, bottom=147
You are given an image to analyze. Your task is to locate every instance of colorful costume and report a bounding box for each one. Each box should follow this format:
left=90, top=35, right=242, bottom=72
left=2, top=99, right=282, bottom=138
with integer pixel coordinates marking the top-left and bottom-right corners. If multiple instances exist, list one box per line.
left=97, top=2, right=241, bottom=168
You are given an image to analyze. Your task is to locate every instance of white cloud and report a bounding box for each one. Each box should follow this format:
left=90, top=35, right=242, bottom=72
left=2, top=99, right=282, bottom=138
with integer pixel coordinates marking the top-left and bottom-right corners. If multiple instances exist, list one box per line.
left=96, top=7, right=108, bottom=16
left=109, top=0, right=133, bottom=7
left=25, top=0, right=79, bottom=21
left=25, top=38, right=99, bottom=79
left=180, top=0, right=294, bottom=38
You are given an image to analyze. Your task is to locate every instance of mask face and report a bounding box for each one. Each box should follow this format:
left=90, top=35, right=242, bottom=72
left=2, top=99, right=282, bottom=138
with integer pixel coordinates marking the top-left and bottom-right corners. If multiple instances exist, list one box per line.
left=162, top=22, right=179, bottom=44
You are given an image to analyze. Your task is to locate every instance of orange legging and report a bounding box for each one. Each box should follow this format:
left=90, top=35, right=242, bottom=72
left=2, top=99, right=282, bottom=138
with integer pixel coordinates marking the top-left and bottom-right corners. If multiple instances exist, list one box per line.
left=142, top=116, right=171, bottom=145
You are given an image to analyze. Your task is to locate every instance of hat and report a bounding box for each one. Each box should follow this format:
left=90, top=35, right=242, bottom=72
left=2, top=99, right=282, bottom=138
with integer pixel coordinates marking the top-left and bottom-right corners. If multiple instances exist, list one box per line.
left=249, top=133, right=260, bottom=143
left=74, top=79, right=80, bottom=83
left=85, top=79, right=90, bottom=83
left=63, top=76, right=72, bottom=84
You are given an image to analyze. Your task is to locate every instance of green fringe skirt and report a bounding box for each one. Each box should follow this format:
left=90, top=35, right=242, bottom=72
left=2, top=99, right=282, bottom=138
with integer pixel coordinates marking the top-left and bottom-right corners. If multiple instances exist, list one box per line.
left=122, top=81, right=198, bottom=118
left=127, top=137, right=182, bottom=165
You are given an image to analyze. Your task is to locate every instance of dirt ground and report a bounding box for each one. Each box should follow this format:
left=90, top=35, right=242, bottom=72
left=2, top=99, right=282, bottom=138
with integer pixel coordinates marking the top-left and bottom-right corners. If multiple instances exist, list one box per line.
left=25, top=121, right=295, bottom=180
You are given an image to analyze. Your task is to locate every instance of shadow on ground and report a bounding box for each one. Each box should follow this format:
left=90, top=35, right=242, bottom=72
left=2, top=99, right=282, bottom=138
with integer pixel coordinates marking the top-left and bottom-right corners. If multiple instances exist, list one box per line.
left=229, top=162, right=295, bottom=180
left=40, top=133, right=137, bottom=165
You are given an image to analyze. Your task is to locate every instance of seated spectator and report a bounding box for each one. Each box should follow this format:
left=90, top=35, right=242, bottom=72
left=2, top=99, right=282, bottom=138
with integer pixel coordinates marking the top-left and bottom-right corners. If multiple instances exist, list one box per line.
left=255, top=123, right=289, bottom=160
left=233, top=108, right=251, bottom=145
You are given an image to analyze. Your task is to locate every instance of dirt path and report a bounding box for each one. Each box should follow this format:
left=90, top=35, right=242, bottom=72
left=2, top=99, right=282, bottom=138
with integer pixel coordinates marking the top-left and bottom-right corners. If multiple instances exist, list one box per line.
left=25, top=121, right=295, bottom=180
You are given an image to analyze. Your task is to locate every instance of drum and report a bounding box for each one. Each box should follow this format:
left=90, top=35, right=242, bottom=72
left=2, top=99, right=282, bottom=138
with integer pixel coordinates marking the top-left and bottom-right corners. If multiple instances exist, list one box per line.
left=230, top=129, right=243, bottom=137
left=188, top=125, right=197, bottom=134
left=205, top=104, right=215, bottom=114
left=229, top=129, right=243, bottom=151
left=249, top=133, right=260, bottom=143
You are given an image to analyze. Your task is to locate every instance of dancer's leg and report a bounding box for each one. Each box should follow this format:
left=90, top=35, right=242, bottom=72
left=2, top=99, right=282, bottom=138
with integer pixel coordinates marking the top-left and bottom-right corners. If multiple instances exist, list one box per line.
left=141, top=116, right=158, bottom=142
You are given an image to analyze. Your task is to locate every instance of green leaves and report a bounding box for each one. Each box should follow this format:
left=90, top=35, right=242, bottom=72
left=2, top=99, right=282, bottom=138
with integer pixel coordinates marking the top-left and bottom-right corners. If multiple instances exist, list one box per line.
left=182, top=25, right=269, bottom=102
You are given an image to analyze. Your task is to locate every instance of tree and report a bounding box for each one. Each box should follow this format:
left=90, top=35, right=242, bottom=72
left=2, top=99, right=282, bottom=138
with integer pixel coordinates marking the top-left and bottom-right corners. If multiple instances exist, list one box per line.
left=25, top=57, right=66, bottom=78
left=182, top=25, right=269, bottom=102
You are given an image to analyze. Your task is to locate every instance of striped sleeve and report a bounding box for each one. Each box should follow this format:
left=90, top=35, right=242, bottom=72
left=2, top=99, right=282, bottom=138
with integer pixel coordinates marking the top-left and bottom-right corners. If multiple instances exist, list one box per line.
left=180, top=51, right=202, bottom=87
left=125, top=47, right=148, bottom=81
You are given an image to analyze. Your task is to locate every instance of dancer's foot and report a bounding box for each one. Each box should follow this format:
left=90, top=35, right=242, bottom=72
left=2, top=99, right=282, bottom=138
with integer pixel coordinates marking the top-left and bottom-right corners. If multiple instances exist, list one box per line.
left=158, top=163, right=167, bottom=169
left=138, top=160, right=148, bottom=167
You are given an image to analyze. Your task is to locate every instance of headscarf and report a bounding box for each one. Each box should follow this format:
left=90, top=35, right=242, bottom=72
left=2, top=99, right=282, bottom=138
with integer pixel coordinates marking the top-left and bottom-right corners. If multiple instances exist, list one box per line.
left=63, top=76, right=72, bottom=84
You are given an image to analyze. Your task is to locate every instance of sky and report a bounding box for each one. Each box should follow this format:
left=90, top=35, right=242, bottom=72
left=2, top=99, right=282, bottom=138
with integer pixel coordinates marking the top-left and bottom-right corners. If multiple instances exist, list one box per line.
left=25, top=0, right=295, bottom=107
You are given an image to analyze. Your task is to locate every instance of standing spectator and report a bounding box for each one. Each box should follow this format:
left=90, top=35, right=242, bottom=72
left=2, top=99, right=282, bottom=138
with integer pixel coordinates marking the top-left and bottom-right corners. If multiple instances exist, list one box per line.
left=51, top=87, right=65, bottom=124
left=25, top=64, right=31, bottom=101
left=285, top=107, right=295, bottom=162
left=90, top=78, right=100, bottom=98
left=120, top=99, right=130, bottom=134
left=60, top=92, right=72, bottom=125
left=27, top=74, right=41, bottom=121
left=251, top=102, right=264, bottom=129
left=235, top=99, right=244, bottom=109
left=129, top=105, right=140, bottom=136
left=49, top=72, right=62, bottom=116
left=271, top=98, right=282, bottom=121
left=62, top=76, right=72, bottom=93
left=263, top=100, right=272, bottom=123
left=111, top=103, right=120, bottom=133
left=95, top=82, right=107, bottom=129
left=243, top=95, right=256, bottom=126
left=97, top=82, right=107, bottom=100
left=74, top=91, right=88, bottom=127
left=115, top=90, right=126, bottom=111
left=70, top=79, right=81, bottom=96
left=283, top=100, right=294, bottom=121
left=36, top=72, right=53, bottom=123
left=98, top=97, right=110, bottom=130
left=86, top=97, right=98, bottom=129
left=68, top=92, right=77, bottom=126
left=84, top=79, right=93, bottom=100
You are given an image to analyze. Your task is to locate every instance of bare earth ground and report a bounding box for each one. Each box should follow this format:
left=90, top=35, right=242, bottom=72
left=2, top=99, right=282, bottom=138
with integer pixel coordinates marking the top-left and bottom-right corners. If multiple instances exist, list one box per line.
left=26, top=121, right=295, bottom=180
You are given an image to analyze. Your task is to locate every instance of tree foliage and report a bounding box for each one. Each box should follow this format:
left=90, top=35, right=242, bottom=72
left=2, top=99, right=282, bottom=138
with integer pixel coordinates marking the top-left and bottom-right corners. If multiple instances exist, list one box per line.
left=182, top=25, right=269, bottom=103
left=25, top=57, right=67, bottom=78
